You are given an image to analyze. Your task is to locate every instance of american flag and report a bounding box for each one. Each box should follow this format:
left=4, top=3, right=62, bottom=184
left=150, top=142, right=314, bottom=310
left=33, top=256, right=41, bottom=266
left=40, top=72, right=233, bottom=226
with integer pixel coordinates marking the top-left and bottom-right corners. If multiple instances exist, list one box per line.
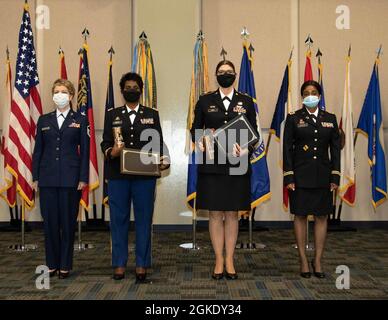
left=77, top=44, right=99, bottom=210
left=6, top=2, right=42, bottom=208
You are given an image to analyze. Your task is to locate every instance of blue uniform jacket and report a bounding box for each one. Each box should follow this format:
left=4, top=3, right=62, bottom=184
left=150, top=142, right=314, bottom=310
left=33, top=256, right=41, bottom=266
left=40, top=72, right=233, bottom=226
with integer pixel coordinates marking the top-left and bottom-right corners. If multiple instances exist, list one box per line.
left=32, top=109, right=89, bottom=187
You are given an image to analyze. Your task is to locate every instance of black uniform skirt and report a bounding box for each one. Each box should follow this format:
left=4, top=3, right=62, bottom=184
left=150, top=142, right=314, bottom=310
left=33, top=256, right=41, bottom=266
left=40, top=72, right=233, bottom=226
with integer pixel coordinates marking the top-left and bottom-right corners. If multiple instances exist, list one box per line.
left=196, top=173, right=251, bottom=211
left=289, top=188, right=333, bottom=216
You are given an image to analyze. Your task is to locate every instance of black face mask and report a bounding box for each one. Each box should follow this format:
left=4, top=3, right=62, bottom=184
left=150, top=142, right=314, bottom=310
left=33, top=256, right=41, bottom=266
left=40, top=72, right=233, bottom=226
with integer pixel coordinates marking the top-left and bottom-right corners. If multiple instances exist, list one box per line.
left=217, top=73, right=236, bottom=88
left=123, top=90, right=141, bottom=103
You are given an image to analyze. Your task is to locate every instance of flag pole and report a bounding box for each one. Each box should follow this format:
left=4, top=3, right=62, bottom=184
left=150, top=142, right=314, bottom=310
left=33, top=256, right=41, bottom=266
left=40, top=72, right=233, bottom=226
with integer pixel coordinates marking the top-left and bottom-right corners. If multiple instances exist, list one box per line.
left=9, top=199, right=37, bottom=251
left=77, top=206, right=82, bottom=250
left=0, top=46, right=17, bottom=232
left=74, top=204, right=94, bottom=250
left=265, top=133, right=272, bottom=154
left=22, top=200, right=25, bottom=248
left=192, top=199, right=199, bottom=250
left=235, top=28, right=269, bottom=251
left=328, top=45, right=357, bottom=232
left=101, top=46, right=115, bottom=227
left=336, top=132, right=358, bottom=221
left=92, top=190, right=97, bottom=220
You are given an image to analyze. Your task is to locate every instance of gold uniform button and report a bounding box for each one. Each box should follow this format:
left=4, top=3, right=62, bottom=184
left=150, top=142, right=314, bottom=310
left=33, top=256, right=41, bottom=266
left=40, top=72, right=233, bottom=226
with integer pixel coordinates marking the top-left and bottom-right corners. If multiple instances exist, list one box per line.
left=225, top=112, right=228, bottom=115
left=313, top=156, right=317, bottom=159
left=314, top=130, right=318, bottom=133
left=314, top=147, right=317, bottom=150
left=314, top=139, right=318, bottom=142
left=131, top=135, right=134, bottom=138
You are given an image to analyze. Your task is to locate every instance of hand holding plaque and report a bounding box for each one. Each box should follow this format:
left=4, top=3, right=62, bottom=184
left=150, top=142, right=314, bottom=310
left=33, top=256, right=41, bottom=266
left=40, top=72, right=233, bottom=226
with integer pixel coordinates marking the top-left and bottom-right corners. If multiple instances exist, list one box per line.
left=200, top=128, right=215, bottom=160
left=159, top=155, right=171, bottom=171
left=111, top=126, right=125, bottom=158
left=213, top=115, right=259, bottom=156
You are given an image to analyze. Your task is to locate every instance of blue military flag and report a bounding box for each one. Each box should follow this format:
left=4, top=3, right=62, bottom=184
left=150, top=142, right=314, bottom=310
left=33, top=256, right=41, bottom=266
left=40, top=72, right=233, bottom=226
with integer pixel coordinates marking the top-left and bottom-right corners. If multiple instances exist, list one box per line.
left=317, top=52, right=326, bottom=110
left=238, top=42, right=271, bottom=208
left=102, top=49, right=115, bottom=207
left=356, top=60, right=387, bottom=208
left=269, top=58, right=292, bottom=210
left=270, top=62, right=291, bottom=141
left=186, top=31, right=209, bottom=209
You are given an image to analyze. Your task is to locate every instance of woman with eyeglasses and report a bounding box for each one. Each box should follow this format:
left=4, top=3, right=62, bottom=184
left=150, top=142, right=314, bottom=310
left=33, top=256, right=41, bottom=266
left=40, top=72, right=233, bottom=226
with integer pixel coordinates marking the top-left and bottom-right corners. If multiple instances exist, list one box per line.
left=190, top=60, right=259, bottom=280
left=283, top=80, right=341, bottom=279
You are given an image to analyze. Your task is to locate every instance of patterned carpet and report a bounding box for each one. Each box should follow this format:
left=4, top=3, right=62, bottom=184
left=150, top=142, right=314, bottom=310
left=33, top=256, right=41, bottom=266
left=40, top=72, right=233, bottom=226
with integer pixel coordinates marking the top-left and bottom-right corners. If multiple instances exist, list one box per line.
left=0, top=227, right=387, bottom=300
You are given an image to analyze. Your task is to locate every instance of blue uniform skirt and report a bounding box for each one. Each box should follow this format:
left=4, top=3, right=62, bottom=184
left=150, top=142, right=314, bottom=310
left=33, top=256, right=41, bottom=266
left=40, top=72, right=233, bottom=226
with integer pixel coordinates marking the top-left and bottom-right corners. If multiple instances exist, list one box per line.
left=196, top=173, right=251, bottom=211
left=289, top=187, right=333, bottom=216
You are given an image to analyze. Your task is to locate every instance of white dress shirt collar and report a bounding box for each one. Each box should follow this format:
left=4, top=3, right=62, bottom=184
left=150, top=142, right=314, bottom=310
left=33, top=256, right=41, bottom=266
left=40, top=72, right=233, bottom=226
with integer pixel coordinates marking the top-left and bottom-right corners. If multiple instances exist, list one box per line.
left=126, top=104, right=140, bottom=113
left=219, top=89, right=234, bottom=101
left=56, top=108, right=70, bottom=119
left=306, top=107, right=319, bottom=118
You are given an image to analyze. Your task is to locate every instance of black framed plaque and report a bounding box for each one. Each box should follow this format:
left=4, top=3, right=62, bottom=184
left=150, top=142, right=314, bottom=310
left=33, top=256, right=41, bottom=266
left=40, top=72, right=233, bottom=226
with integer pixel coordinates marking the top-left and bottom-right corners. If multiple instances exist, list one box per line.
left=213, top=114, right=260, bottom=155
left=120, top=148, right=161, bottom=177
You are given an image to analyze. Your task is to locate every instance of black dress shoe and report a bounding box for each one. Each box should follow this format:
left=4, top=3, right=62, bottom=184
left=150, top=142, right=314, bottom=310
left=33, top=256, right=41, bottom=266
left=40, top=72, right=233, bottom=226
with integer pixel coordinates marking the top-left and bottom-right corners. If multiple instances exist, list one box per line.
left=211, top=272, right=224, bottom=280
left=225, top=272, right=238, bottom=280
left=113, top=272, right=125, bottom=281
left=311, top=260, right=326, bottom=279
left=49, top=269, right=58, bottom=278
left=135, top=273, right=146, bottom=283
left=58, top=271, right=70, bottom=279
left=300, top=272, right=312, bottom=278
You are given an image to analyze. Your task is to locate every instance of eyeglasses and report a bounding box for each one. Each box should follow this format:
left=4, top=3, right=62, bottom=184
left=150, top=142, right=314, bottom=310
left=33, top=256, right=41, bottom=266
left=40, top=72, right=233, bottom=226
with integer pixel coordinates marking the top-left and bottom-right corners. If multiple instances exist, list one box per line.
left=216, top=71, right=236, bottom=76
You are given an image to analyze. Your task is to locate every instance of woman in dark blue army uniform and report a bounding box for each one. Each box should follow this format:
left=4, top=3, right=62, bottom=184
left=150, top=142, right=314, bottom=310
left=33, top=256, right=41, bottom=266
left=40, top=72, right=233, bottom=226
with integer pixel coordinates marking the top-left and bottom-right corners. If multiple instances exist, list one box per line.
left=32, top=79, right=89, bottom=279
left=101, top=72, right=170, bottom=282
left=190, top=60, right=259, bottom=280
left=283, top=80, right=341, bottom=279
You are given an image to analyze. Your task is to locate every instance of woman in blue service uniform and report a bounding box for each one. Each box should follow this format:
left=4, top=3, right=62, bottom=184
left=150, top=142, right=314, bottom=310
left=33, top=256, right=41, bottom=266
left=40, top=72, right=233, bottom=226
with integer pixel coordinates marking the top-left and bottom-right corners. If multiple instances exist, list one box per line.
left=283, top=80, right=341, bottom=279
left=32, top=79, right=89, bottom=279
left=190, top=60, right=259, bottom=280
left=101, top=72, right=170, bottom=282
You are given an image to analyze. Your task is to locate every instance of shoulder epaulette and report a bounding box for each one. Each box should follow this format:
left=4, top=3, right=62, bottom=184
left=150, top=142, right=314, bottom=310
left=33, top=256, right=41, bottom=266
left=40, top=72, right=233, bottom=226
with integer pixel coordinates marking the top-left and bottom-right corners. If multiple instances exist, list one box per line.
left=142, top=105, right=158, bottom=112
left=200, top=90, right=216, bottom=96
left=236, top=91, right=251, bottom=98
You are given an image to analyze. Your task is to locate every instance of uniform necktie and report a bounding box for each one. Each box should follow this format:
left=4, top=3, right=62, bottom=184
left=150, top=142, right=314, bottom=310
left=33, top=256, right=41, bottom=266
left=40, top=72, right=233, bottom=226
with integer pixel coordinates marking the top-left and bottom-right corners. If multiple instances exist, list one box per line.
left=58, top=113, right=65, bottom=129
left=129, top=110, right=137, bottom=124
left=222, top=96, right=231, bottom=110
